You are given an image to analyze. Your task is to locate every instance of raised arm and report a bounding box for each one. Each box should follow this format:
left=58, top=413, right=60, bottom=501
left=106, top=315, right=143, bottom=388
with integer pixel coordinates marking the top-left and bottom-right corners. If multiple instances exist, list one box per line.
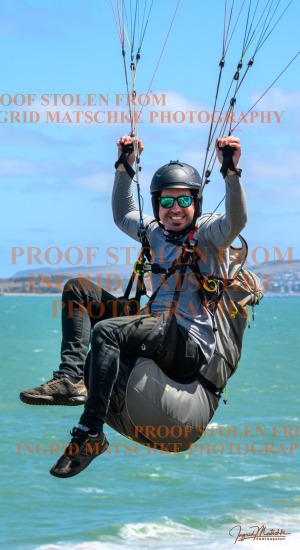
left=198, top=136, right=247, bottom=247
left=112, top=135, right=152, bottom=241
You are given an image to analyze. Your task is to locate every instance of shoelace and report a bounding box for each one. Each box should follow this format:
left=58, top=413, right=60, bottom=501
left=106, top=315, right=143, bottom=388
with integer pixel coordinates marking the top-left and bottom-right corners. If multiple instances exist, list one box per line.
left=65, top=428, right=90, bottom=457
left=52, top=370, right=67, bottom=380
left=70, top=428, right=89, bottom=443
left=42, top=371, right=64, bottom=383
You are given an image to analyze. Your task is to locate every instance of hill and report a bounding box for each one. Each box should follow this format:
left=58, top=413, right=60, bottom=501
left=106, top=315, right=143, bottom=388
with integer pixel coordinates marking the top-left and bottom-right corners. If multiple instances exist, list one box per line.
left=0, top=260, right=299, bottom=296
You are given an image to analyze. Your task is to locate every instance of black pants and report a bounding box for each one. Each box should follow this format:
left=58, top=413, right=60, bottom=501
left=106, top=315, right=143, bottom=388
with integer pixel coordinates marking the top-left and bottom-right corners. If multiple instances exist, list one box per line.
left=59, top=278, right=205, bottom=432
left=59, top=277, right=126, bottom=378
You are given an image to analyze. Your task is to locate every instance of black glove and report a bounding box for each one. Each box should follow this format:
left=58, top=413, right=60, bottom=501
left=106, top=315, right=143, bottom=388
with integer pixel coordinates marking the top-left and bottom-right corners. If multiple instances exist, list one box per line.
left=219, top=145, right=238, bottom=178
left=114, top=141, right=135, bottom=179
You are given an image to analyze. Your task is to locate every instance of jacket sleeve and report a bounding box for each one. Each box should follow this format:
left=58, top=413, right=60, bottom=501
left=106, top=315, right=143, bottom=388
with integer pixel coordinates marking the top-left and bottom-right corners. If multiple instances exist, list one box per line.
left=111, top=171, right=154, bottom=242
left=196, top=173, right=248, bottom=247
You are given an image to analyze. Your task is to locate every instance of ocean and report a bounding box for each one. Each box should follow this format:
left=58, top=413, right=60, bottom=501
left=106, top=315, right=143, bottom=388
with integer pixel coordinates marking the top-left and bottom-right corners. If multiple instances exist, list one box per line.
left=1, top=296, right=300, bottom=550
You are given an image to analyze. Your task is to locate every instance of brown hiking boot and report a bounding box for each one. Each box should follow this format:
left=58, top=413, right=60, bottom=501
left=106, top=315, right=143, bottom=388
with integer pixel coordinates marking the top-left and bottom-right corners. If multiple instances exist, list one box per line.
left=19, top=371, right=87, bottom=406
left=50, top=426, right=109, bottom=478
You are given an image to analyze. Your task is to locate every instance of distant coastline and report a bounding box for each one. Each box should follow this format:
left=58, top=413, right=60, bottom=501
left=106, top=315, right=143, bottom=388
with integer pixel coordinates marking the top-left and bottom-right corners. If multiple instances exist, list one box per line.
left=1, top=260, right=300, bottom=297
left=1, top=292, right=300, bottom=297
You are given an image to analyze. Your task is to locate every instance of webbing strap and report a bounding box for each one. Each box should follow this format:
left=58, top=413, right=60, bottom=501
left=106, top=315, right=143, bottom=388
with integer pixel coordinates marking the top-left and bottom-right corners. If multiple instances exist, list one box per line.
left=134, top=229, right=224, bottom=314
left=213, top=349, right=235, bottom=374
left=146, top=262, right=188, bottom=314
left=219, top=145, right=238, bottom=178
left=187, top=261, right=224, bottom=312
left=114, top=150, right=135, bottom=179
left=196, top=371, right=223, bottom=399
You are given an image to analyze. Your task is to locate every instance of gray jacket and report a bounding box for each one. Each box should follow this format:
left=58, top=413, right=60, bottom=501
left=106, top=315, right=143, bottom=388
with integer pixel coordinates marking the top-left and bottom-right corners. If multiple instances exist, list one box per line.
left=112, top=170, right=247, bottom=364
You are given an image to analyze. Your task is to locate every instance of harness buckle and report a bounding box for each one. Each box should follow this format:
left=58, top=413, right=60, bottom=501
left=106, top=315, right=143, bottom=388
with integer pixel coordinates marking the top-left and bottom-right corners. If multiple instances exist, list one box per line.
left=203, top=278, right=218, bottom=293
left=133, top=260, right=151, bottom=277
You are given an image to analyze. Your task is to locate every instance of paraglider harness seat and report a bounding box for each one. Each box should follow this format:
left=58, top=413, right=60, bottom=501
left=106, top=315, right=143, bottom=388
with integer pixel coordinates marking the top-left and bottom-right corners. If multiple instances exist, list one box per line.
left=122, top=225, right=225, bottom=399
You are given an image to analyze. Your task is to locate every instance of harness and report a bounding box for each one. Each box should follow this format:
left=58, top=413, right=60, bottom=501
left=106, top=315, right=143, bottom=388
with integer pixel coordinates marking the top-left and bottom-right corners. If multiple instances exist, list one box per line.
left=124, top=223, right=224, bottom=317
left=122, top=217, right=256, bottom=401
left=121, top=221, right=227, bottom=399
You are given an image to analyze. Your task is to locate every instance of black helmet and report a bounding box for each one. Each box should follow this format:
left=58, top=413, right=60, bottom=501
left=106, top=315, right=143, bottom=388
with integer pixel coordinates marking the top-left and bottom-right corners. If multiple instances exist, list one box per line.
left=150, top=161, right=203, bottom=221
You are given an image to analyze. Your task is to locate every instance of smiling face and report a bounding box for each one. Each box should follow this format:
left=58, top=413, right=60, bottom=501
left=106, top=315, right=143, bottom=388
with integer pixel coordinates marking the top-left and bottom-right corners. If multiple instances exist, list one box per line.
left=159, top=188, right=195, bottom=232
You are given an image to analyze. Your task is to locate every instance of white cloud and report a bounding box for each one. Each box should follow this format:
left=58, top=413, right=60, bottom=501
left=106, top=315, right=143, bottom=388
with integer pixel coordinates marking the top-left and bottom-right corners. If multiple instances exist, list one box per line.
left=248, top=149, right=300, bottom=179
left=130, top=90, right=215, bottom=132
left=0, top=157, right=43, bottom=177
left=250, top=87, right=300, bottom=110
left=74, top=171, right=112, bottom=192
left=248, top=87, right=300, bottom=132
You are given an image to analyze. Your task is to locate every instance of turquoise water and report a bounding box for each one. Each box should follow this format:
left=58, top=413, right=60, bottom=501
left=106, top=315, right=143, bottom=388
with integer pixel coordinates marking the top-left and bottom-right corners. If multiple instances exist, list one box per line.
left=1, top=296, right=300, bottom=550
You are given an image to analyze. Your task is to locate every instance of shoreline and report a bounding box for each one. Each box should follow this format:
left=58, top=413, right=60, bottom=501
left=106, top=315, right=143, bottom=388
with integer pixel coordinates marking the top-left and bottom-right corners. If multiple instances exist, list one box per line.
left=0, top=293, right=62, bottom=297
left=1, top=292, right=300, bottom=298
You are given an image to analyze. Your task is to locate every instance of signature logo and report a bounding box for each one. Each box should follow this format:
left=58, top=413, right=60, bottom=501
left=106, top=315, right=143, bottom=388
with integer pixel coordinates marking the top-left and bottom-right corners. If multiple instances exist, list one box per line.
left=229, top=524, right=291, bottom=543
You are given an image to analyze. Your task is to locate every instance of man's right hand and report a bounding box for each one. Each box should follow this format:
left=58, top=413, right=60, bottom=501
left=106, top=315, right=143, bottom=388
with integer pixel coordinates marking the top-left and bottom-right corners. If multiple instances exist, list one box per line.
left=116, top=135, right=144, bottom=170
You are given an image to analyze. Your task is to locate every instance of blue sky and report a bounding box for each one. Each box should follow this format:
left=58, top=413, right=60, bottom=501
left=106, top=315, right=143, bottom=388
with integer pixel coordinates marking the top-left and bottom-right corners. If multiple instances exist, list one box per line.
left=1, top=0, right=299, bottom=278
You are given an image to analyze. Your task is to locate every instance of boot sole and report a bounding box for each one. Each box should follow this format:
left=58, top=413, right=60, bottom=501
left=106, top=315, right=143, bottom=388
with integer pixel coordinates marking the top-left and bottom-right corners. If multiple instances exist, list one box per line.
left=50, top=439, right=109, bottom=478
left=19, top=393, right=86, bottom=406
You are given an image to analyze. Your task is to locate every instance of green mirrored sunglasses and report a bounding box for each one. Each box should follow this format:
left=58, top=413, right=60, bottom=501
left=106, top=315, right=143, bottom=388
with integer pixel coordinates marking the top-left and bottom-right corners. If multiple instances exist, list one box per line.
left=158, top=196, right=193, bottom=209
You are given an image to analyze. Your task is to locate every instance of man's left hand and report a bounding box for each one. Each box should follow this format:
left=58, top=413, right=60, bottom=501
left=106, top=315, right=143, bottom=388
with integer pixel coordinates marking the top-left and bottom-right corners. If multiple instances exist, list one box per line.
left=215, top=136, right=241, bottom=175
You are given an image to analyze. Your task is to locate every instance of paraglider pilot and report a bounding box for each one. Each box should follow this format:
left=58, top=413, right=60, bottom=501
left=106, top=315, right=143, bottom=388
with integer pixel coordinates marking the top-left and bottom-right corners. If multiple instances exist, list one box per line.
left=20, top=135, right=247, bottom=477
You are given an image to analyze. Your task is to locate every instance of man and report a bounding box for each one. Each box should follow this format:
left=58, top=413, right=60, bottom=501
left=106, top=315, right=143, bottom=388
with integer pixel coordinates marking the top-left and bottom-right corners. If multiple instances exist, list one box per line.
left=20, top=134, right=247, bottom=477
